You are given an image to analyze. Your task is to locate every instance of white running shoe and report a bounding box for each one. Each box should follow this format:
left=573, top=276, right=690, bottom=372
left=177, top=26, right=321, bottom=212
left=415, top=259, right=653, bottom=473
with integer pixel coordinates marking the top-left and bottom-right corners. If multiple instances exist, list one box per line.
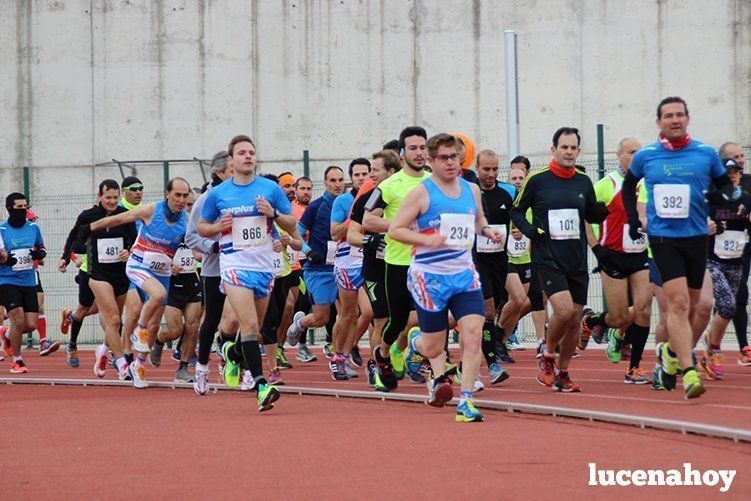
left=117, top=362, right=131, bottom=381
left=194, top=366, right=209, bottom=395
left=285, top=312, right=305, bottom=346
left=94, top=344, right=108, bottom=378
left=130, top=360, right=148, bottom=389
left=241, top=370, right=256, bottom=391
left=130, top=327, right=151, bottom=353
left=473, top=376, right=485, bottom=393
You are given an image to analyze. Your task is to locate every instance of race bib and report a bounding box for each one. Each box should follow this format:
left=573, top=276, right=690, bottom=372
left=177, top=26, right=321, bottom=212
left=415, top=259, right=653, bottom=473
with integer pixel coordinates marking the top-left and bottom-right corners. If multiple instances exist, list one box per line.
left=714, top=230, right=747, bottom=260
left=506, top=233, right=530, bottom=258
left=326, top=241, right=337, bottom=265
left=286, top=248, right=299, bottom=267
left=350, top=245, right=364, bottom=259
left=439, top=213, right=474, bottom=250
left=476, top=224, right=507, bottom=253
left=654, top=184, right=690, bottom=219
left=173, top=247, right=197, bottom=273
left=97, top=237, right=123, bottom=264
left=142, top=251, right=172, bottom=276
left=622, top=225, right=648, bottom=253
left=272, top=251, right=284, bottom=276
left=11, top=248, right=33, bottom=271
left=231, top=216, right=267, bottom=249
left=548, top=209, right=580, bottom=240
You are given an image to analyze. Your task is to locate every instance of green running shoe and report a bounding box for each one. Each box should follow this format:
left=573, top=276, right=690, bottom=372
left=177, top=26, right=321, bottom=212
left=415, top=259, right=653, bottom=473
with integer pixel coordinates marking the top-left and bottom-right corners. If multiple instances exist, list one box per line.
left=221, top=342, right=241, bottom=388
left=682, top=368, right=705, bottom=400
left=656, top=342, right=679, bottom=391
left=389, top=343, right=405, bottom=379
left=651, top=364, right=664, bottom=391
left=606, top=328, right=624, bottom=363
left=257, top=383, right=280, bottom=412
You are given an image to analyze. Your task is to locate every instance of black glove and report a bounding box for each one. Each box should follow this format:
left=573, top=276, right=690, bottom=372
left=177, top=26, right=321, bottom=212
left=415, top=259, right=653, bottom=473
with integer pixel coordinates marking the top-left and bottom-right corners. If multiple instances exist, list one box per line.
left=363, top=234, right=386, bottom=255
left=705, top=189, right=728, bottom=206
left=212, top=241, right=220, bottom=254
left=29, top=248, right=46, bottom=261
left=628, top=217, right=643, bottom=242
left=529, top=227, right=547, bottom=242
left=77, top=223, right=92, bottom=241
left=1, top=252, right=17, bottom=267
left=713, top=219, right=725, bottom=236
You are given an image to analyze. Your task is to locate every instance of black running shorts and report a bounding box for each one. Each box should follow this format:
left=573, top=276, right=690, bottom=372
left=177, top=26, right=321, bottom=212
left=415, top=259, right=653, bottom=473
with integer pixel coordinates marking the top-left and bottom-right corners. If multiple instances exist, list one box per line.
left=478, top=260, right=508, bottom=308
left=649, top=235, right=707, bottom=289
left=365, top=279, right=389, bottom=319
left=534, top=264, right=588, bottom=306
left=168, top=273, right=203, bottom=309
left=599, top=248, right=649, bottom=280
left=0, top=284, right=39, bottom=313
left=507, top=262, right=532, bottom=285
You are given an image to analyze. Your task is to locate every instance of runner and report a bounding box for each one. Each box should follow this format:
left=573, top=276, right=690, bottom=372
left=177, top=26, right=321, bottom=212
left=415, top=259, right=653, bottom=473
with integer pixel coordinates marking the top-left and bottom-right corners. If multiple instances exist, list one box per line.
left=473, top=149, right=515, bottom=384
left=285, top=166, right=345, bottom=378
left=79, top=177, right=190, bottom=389
left=69, top=179, right=137, bottom=380
left=512, top=127, right=609, bottom=392
left=0, top=193, right=46, bottom=373
left=198, top=134, right=299, bottom=412
left=329, top=158, right=373, bottom=380
left=582, top=137, right=653, bottom=384
left=118, top=176, right=145, bottom=363
left=151, top=191, right=204, bottom=383
left=362, top=126, right=429, bottom=391
left=348, top=149, right=401, bottom=388
left=622, top=96, right=735, bottom=399
left=389, top=133, right=503, bottom=422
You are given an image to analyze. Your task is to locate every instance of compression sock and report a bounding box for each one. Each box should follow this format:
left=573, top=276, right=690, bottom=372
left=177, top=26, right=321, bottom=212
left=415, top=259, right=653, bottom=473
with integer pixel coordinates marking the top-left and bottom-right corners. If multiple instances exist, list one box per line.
left=481, top=320, right=496, bottom=366
left=69, top=314, right=83, bottom=348
left=326, top=305, right=336, bottom=344
left=626, top=323, right=649, bottom=370
left=37, top=315, right=47, bottom=341
left=240, top=339, right=266, bottom=388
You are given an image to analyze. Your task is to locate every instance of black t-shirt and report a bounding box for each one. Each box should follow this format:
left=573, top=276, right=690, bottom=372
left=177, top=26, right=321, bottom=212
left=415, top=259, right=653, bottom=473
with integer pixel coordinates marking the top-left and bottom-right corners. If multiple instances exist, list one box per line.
left=473, top=184, right=513, bottom=268
left=350, top=188, right=385, bottom=281
left=459, top=169, right=479, bottom=185
left=71, top=204, right=137, bottom=279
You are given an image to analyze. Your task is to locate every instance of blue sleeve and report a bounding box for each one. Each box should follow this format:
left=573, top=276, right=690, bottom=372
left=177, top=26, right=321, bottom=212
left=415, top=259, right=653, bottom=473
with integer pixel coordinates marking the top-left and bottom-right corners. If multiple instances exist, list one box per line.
left=708, top=150, right=725, bottom=178
left=629, top=150, right=646, bottom=179
left=299, top=202, right=316, bottom=232
left=34, top=225, right=43, bottom=247
left=201, top=190, right=219, bottom=222
left=271, top=184, right=292, bottom=215
left=330, top=196, right=349, bottom=224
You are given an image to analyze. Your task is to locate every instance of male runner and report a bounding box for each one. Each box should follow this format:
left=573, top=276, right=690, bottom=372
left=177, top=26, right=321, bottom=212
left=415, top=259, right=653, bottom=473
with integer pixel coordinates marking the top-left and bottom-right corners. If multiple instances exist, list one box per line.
left=390, top=133, right=502, bottom=422
left=512, top=127, right=609, bottom=392
left=623, top=96, right=734, bottom=399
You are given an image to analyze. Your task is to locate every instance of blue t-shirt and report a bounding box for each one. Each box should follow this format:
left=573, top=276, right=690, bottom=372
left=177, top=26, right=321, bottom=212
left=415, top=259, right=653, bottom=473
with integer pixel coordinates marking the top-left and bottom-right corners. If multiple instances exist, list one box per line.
left=0, top=220, right=44, bottom=286
left=498, top=181, right=517, bottom=200
left=331, top=191, right=355, bottom=224
left=201, top=176, right=292, bottom=272
left=298, top=191, right=336, bottom=271
left=629, top=139, right=724, bottom=238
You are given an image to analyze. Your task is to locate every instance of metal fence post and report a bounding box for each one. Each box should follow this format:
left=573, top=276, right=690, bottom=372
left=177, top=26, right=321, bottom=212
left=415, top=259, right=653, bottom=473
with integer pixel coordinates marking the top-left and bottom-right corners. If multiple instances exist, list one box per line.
left=303, top=150, right=310, bottom=178
left=597, top=124, right=605, bottom=180
left=163, top=161, right=170, bottom=190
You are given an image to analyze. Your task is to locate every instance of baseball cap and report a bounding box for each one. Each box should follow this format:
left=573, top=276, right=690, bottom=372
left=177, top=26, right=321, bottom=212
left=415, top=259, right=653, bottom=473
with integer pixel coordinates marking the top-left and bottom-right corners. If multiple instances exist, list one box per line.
left=723, top=158, right=742, bottom=171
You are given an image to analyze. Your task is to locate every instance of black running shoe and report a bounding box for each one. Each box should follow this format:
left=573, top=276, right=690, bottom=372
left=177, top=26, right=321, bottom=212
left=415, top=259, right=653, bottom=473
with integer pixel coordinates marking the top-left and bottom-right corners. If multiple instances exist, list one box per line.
left=496, top=342, right=516, bottom=364
left=350, top=346, right=363, bottom=367
left=374, top=348, right=398, bottom=391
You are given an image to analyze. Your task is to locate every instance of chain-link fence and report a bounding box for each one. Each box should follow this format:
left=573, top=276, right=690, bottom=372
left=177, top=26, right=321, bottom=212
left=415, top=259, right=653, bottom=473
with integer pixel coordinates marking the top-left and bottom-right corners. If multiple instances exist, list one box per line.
left=16, top=149, right=751, bottom=349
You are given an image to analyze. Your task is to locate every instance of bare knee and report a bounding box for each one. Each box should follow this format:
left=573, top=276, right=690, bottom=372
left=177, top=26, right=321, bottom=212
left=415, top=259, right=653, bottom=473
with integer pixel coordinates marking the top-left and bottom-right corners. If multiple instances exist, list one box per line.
left=668, top=294, right=691, bottom=317
left=608, top=310, right=633, bottom=329
left=633, top=301, right=652, bottom=326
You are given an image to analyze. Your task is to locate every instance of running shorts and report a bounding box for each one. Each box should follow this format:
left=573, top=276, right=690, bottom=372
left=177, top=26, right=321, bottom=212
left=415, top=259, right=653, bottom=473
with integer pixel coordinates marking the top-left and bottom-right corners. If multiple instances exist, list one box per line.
left=649, top=235, right=707, bottom=289
left=303, top=268, right=338, bottom=305
left=478, top=260, right=508, bottom=307
left=220, top=269, right=274, bottom=299
left=334, top=266, right=364, bottom=291
left=407, top=267, right=484, bottom=332
left=168, top=273, right=203, bottom=309
left=365, top=279, right=388, bottom=319
left=534, top=265, right=588, bottom=306
left=0, top=284, right=39, bottom=313
left=507, top=262, right=532, bottom=285
left=75, top=270, right=95, bottom=308
left=598, top=248, right=649, bottom=280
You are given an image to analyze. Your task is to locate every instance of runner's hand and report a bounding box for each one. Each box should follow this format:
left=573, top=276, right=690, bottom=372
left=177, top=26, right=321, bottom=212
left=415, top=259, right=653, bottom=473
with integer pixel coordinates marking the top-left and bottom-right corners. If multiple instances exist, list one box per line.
left=424, top=232, right=446, bottom=248
left=0, top=253, right=17, bottom=267
left=628, top=218, right=643, bottom=241
left=118, top=249, right=130, bottom=262
left=529, top=227, right=547, bottom=242
left=511, top=228, right=523, bottom=240
left=72, top=255, right=83, bottom=268
left=255, top=197, right=275, bottom=218
left=218, top=214, right=233, bottom=233
left=279, top=233, right=291, bottom=246
left=272, top=239, right=283, bottom=253
left=57, top=259, right=68, bottom=273
left=483, top=226, right=503, bottom=243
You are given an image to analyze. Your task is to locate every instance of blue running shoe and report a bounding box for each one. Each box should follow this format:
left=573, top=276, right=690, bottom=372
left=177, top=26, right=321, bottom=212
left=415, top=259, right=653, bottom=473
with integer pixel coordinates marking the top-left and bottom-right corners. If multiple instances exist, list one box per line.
left=488, top=362, right=509, bottom=385
left=651, top=364, right=664, bottom=391
left=405, top=327, right=423, bottom=377
left=455, top=399, right=484, bottom=423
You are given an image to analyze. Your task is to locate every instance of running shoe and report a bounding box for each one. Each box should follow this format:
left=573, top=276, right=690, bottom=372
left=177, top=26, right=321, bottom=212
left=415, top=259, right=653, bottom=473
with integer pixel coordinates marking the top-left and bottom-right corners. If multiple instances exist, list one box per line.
left=174, top=366, right=194, bottom=383
left=444, top=361, right=458, bottom=376
left=257, top=383, right=280, bottom=412
left=389, top=343, right=405, bottom=379
left=405, top=327, right=423, bottom=375
left=221, top=342, right=241, bottom=388
left=350, top=346, right=363, bottom=367
left=536, top=339, right=545, bottom=359
left=285, top=311, right=305, bottom=346
left=150, top=342, right=164, bottom=367
left=579, top=311, right=605, bottom=349
left=94, top=345, right=108, bottom=378
left=66, top=345, right=79, bottom=368
left=296, top=345, right=317, bottom=363
left=427, top=376, right=453, bottom=407
left=495, top=341, right=516, bottom=364
left=344, top=361, right=358, bottom=378
left=117, top=363, right=131, bottom=381
left=455, top=399, right=484, bottom=423
left=552, top=370, right=581, bottom=392
left=682, top=368, right=705, bottom=399
left=268, top=368, right=285, bottom=385
left=651, top=364, right=664, bottom=391
left=624, top=367, right=651, bottom=384
left=323, top=342, right=335, bottom=359
left=172, top=348, right=181, bottom=363
left=656, top=342, right=679, bottom=391
left=406, top=366, right=426, bottom=384
left=621, top=344, right=631, bottom=361
left=473, top=376, right=485, bottom=393
left=367, top=359, right=377, bottom=387
left=277, top=346, right=293, bottom=369
left=577, top=307, right=594, bottom=349
left=739, top=346, right=751, bottom=367
left=606, top=329, right=624, bottom=363
left=488, top=362, right=509, bottom=385
left=506, top=341, right=524, bottom=351
left=374, top=347, right=398, bottom=391
left=194, top=366, right=209, bottom=396
left=39, top=339, right=60, bottom=357
left=10, top=360, right=28, bottom=374
left=60, top=308, right=72, bottom=335
left=334, top=356, right=348, bottom=381
left=130, top=327, right=150, bottom=353
left=536, top=353, right=556, bottom=387
left=700, top=333, right=724, bottom=380
left=241, top=370, right=255, bottom=391
left=130, top=360, right=148, bottom=389
left=328, top=360, right=339, bottom=380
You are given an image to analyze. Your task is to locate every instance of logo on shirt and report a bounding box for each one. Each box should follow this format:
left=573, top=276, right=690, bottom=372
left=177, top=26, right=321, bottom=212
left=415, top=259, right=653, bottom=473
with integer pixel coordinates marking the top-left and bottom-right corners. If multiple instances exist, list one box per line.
left=500, top=204, right=506, bottom=209
left=578, top=194, right=584, bottom=199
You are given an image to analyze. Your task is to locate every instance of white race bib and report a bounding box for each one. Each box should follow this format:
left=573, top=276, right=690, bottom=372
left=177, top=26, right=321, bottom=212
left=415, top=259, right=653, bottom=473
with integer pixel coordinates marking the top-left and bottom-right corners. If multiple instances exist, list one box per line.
left=654, top=184, right=690, bottom=219
left=231, top=216, right=267, bottom=249
left=286, top=248, right=299, bottom=267
left=714, top=230, right=747, bottom=260
left=272, top=251, right=284, bottom=276
left=173, top=247, right=197, bottom=273
left=350, top=245, right=364, bottom=259
left=548, top=209, right=580, bottom=240
left=142, top=251, right=172, bottom=276
left=476, top=224, right=507, bottom=253
left=622, top=225, right=648, bottom=253
left=439, top=213, right=474, bottom=250
left=97, top=237, right=123, bottom=264
left=11, top=248, right=33, bottom=271
left=325, top=241, right=337, bottom=265
left=506, top=233, right=530, bottom=257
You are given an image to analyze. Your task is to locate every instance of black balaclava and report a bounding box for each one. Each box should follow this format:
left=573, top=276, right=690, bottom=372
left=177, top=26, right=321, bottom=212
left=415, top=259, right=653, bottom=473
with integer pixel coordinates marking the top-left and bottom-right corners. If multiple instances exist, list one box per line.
left=5, top=192, right=27, bottom=228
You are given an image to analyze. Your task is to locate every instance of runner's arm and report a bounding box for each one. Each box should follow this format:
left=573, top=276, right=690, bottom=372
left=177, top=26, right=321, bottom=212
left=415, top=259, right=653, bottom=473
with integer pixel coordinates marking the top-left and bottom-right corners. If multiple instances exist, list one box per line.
left=362, top=189, right=390, bottom=233
left=511, top=176, right=544, bottom=241
left=90, top=204, right=152, bottom=232
left=347, top=221, right=365, bottom=247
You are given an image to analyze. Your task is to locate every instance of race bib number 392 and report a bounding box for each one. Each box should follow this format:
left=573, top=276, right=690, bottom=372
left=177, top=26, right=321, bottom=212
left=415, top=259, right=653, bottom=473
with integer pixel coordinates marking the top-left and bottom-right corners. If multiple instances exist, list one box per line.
left=654, top=184, right=690, bottom=219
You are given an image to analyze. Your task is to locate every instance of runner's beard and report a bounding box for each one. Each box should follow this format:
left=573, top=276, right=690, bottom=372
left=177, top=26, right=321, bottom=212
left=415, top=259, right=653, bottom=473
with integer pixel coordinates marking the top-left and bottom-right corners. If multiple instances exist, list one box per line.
left=405, top=158, right=424, bottom=171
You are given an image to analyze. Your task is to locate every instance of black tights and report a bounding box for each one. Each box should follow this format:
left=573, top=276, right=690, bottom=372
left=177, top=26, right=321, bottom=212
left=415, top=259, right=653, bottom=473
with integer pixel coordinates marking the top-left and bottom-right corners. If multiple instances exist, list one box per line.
left=197, top=276, right=226, bottom=365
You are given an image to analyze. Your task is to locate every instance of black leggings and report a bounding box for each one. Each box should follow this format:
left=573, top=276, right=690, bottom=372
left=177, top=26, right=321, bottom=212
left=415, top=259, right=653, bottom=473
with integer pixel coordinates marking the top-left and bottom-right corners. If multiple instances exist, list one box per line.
left=197, top=276, right=226, bottom=365
left=382, top=264, right=412, bottom=346
left=262, top=275, right=292, bottom=345
left=732, top=246, right=751, bottom=350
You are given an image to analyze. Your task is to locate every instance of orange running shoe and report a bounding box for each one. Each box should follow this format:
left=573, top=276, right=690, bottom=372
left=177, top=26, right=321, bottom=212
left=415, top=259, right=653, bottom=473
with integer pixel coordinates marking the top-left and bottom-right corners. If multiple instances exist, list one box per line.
left=10, top=360, right=28, bottom=374
left=552, top=370, right=581, bottom=392
left=0, top=325, right=13, bottom=357
left=60, top=308, right=72, bottom=335
left=536, top=353, right=556, bottom=387
left=738, top=346, right=751, bottom=367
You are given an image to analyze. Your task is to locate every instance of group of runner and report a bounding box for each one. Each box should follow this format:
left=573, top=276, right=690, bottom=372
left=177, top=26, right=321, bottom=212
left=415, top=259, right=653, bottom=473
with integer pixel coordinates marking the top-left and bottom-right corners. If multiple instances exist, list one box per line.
left=1, top=96, right=750, bottom=421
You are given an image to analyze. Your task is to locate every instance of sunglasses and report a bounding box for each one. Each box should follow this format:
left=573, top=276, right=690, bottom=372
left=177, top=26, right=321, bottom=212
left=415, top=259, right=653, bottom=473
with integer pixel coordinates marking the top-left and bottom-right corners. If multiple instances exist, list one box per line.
left=433, top=153, right=459, bottom=161
left=124, top=185, right=144, bottom=192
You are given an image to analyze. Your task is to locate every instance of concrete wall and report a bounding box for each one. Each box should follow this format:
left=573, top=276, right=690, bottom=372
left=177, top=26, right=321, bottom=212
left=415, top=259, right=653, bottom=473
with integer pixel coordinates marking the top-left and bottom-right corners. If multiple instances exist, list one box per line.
left=1, top=0, right=750, bottom=196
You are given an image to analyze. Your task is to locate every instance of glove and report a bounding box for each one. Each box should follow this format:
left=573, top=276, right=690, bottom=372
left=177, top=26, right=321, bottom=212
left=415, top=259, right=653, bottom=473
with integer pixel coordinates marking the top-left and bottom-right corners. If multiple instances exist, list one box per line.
left=705, top=189, right=728, bottom=206
left=1, top=252, right=17, bottom=267
left=628, top=217, right=643, bottom=242
left=77, top=223, right=92, bottom=241
left=529, top=227, right=547, bottom=242
left=29, top=248, right=46, bottom=260
left=713, top=219, right=725, bottom=236
left=590, top=201, right=610, bottom=223
left=363, top=234, right=385, bottom=254
left=212, top=241, right=220, bottom=254
left=591, top=244, right=614, bottom=270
